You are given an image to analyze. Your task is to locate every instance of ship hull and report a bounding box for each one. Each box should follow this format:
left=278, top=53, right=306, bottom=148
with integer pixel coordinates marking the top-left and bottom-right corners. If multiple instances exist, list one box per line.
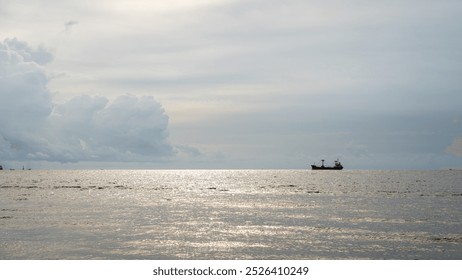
left=311, top=165, right=343, bottom=170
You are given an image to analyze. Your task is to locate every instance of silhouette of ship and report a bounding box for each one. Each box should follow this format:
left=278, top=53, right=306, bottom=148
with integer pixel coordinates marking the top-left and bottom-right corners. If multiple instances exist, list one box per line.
left=311, top=159, right=343, bottom=170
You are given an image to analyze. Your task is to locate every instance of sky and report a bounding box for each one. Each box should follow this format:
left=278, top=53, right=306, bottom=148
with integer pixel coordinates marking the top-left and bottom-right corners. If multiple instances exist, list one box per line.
left=1, top=0, right=462, bottom=169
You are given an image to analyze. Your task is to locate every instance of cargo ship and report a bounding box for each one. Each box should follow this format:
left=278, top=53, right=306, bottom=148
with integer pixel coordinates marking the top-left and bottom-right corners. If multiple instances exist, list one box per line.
left=311, top=159, right=343, bottom=170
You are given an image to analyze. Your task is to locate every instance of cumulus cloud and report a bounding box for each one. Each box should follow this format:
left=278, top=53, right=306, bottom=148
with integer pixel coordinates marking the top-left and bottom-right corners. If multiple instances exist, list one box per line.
left=50, top=94, right=173, bottom=162
left=1, top=38, right=53, bottom=65
left=0, top=38, right=174, bottom=164
left=0, top=38, right=53, bottom=158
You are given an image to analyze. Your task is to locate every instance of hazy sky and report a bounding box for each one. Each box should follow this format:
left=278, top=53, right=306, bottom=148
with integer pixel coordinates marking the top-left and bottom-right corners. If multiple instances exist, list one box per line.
left=1, top=0, right=462, bottom=169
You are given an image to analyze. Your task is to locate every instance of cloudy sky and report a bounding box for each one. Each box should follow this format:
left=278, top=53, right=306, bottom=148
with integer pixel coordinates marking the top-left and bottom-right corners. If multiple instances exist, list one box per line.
left=1, top=0, right=462, bottom=169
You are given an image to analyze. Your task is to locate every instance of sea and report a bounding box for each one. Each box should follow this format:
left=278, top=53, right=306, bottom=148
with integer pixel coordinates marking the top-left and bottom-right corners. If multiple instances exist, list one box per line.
left=0, top=169, right=461, bottom=260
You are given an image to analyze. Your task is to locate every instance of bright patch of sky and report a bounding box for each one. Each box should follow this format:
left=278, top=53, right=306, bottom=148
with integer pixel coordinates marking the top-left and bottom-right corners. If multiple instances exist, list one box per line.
left=1, top=0, right=462, bottom=169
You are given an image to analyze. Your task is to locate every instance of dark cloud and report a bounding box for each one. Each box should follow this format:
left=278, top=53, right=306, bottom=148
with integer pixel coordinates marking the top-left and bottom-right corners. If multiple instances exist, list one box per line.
left=64, top=20, right=79, bottom=32
left=0, top=38, right=174, bottom=164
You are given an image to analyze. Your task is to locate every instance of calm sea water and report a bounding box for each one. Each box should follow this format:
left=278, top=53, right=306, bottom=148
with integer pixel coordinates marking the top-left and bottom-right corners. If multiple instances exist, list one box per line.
left=0, top=170, right=461, bottom=259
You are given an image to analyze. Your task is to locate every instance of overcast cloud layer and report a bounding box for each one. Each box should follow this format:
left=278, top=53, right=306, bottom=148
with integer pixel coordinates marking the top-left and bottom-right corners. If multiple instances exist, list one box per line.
left=1, top=0, right=462, bottom=169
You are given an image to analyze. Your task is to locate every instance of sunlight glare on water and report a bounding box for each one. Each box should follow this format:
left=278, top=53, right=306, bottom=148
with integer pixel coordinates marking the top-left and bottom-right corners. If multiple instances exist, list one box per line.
left=0, top=170, right=461, bottom=259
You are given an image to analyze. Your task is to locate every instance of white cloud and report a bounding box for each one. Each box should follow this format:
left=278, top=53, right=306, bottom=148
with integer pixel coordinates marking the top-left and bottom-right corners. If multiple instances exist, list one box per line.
left=0, top=38, right=53, bottom=139
left=2, top=38, right=53, bottom=65
left=0, top=38, right=175, bottom=164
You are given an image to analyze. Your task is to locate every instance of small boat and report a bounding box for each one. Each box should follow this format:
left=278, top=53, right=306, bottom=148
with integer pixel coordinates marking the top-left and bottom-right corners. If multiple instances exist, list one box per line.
left=0, top=165, right=3, bottom=170
left=311, top=159, right=343, bottom=170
